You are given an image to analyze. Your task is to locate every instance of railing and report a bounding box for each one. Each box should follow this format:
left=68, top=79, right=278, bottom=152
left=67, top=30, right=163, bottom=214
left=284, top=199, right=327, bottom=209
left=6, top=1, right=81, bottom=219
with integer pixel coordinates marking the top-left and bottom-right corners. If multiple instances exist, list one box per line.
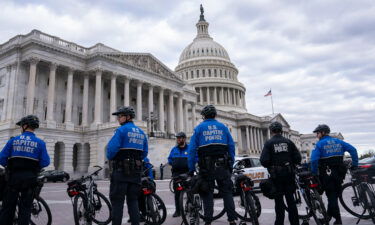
left=0, top=29, right=118, bottom=55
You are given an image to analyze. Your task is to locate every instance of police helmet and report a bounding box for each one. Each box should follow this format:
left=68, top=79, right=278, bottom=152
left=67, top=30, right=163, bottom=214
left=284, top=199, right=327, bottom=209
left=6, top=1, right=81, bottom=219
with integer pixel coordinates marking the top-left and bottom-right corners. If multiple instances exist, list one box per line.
left=201, top=104, right=217, bottom=119
left=313, top=124, right=330, bottom=134
left=269, top=121, right=282, bottom=133
left=16, top=115, right=40, bottom=129
left=175, top=132, right=186, bottom=138
left=112, top=106, right=136, bottom=119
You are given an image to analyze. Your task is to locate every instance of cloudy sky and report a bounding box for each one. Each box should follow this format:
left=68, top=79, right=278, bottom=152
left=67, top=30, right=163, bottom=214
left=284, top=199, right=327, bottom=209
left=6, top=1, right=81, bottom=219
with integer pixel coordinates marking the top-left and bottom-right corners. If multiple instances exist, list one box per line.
left=1, top=0, right=374, bottom=154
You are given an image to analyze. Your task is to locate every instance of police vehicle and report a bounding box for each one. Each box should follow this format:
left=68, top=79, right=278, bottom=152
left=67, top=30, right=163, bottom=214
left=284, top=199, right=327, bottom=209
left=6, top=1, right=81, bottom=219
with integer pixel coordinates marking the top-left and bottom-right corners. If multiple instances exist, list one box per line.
left=232, top=155, right=269, bottom=191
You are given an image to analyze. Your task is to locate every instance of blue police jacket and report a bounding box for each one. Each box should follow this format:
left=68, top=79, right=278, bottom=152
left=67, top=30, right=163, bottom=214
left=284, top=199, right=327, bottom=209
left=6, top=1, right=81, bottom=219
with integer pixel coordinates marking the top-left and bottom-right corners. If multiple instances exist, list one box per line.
left=188, top=119, right=235, bottom=172
left=143, top=157, right=154, bottom=180
left=168, top=144, right=189, bottom=165
left=106, top=121, right=148, bottom=160
left=0, top=131, right=50, bottom=168
left=311, top=135, right=358, bottom=174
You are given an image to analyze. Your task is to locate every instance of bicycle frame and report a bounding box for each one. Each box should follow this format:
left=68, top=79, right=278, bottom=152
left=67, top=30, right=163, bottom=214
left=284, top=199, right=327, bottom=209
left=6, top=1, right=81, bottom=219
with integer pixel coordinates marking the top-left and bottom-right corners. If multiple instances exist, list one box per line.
left=349, top=170, right=375, bottom=216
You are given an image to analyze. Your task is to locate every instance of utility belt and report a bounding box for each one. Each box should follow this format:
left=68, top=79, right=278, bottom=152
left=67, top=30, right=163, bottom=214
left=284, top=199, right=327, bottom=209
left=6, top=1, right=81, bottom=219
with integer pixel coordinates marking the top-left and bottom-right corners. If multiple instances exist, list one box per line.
left=198, top=154, right=229, bottom=171
left=269, top=162, right=294, bottom=178
left=112, top=158, right=143, bottom=176
left=319, top=164, right=346, bottom=178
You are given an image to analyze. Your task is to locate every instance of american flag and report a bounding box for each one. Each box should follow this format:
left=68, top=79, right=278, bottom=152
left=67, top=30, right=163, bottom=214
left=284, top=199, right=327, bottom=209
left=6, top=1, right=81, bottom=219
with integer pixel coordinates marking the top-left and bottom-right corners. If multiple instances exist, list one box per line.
left=264, top=89, right=272, bottom=97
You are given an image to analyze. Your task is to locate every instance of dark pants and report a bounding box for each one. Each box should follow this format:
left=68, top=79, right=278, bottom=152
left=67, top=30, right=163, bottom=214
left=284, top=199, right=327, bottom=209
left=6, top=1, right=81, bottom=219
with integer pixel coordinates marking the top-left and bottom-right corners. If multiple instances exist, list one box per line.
left=273, top=176, right=299, bottom=225
left=200, top=168, right=237, bottom=223
left=0, top=186, right=34, bottom=225
left=326, top=189, right=341, bottom=220
left=173, top=180, right=182, bottom=213
left=110, top=171, right=141, bottom=225
left=320, top=168, right=343, bottom=221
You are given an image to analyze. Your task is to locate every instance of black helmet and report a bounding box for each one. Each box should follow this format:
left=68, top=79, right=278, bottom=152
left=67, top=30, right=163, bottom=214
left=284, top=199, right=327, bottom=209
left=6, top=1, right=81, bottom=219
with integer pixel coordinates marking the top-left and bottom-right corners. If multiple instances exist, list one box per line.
left=313, top=124, right=330, bottom=134
left=112, top=106, right=136, bottom=119
left=16, top=115, right=40, bottom=129
left=176, top=132, right=186, bottom=138
left=269, top=121, right=282, bottom=133
left=201, top=104, right=217, bottom=119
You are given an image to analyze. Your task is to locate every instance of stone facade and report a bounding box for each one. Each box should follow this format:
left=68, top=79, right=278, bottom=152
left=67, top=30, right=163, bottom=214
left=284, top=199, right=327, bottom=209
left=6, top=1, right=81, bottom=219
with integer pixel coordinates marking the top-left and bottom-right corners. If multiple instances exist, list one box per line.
left=0, top=8, right=309, bottom=178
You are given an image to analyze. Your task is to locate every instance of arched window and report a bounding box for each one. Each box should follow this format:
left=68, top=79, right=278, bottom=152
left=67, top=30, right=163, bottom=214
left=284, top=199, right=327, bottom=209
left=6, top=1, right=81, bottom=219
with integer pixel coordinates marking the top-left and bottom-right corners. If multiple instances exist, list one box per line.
left=196, top=70, right=200, bottom=78
left=214, top=69, right=217, bottom=77
left=191, top=70, right=194, bottom=79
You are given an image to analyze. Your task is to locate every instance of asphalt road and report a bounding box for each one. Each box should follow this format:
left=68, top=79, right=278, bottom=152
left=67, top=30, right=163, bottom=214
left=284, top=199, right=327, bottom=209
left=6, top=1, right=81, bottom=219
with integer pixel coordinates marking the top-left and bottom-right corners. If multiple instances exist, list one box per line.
left=37, top=179, right=374, bottom=225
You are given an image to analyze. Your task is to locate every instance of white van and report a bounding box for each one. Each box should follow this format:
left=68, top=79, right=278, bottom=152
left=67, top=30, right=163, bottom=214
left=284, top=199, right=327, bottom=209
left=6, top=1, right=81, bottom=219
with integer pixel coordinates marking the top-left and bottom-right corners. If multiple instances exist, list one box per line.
left=232, top=156, right=269, bottom=190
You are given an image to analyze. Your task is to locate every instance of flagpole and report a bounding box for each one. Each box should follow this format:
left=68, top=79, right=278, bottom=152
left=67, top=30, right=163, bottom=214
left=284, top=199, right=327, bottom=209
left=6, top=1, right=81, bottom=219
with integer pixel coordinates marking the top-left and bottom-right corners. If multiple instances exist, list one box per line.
left=270, top=93, right=274, bottom=114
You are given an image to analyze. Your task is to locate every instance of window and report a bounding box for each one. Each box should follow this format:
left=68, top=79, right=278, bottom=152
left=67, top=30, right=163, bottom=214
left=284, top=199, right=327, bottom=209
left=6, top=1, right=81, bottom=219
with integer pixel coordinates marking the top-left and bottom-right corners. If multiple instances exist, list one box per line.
left=196, top=70, right=199, bottom=78
left=250, top=158, right=261, bottom=167
left=0, top=99, right=4, bottom=120
left=191, top=71, right=193, bottom=79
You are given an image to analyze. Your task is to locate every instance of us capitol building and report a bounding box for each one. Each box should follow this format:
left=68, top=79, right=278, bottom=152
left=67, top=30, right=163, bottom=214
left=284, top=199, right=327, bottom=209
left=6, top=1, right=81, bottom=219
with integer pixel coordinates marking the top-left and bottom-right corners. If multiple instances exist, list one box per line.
left=0, top=7, right=326, bottom=177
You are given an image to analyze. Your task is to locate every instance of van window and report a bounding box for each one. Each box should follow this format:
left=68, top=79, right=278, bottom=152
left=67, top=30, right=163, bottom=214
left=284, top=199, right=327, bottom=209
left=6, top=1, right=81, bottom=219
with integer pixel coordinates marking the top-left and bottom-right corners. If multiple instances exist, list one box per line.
left=250, top=158, right=261, bottom=167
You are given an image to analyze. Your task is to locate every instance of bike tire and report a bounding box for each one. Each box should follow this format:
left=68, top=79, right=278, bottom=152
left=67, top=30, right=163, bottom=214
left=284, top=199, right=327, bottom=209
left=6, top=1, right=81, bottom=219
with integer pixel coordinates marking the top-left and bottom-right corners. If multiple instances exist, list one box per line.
left=90, top=191, right=112, bottom=225
left=180, top=190, right=190, bottom=225
left=310, top=189, right=329, bottom=225
left=339, top=182, right=372, bottom=219
left=283, top=189, right=310, bottom=220
left=30, top=196, right=52, bottom=225
left=199, top=186, right=226, bottom=221
left=144, top=193, right=167, bottom=225
left=73, top=193, right=89, bottom=225
left=363, top=186, right=375, bottom=223
left=235, top=191, right=259, bottom=225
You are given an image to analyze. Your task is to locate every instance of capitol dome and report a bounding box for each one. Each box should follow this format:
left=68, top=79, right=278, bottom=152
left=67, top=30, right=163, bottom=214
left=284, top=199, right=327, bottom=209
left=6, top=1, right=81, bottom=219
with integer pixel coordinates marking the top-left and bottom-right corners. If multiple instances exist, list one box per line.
left=175, top=5, right=247, bottom=113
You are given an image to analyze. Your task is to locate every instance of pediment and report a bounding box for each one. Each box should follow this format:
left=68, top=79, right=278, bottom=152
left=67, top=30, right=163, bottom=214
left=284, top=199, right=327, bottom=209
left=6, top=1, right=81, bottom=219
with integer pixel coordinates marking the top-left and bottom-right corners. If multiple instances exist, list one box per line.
left=105, top=53, right=183, bottom=82
left=269, top=113, right=290, bottom=128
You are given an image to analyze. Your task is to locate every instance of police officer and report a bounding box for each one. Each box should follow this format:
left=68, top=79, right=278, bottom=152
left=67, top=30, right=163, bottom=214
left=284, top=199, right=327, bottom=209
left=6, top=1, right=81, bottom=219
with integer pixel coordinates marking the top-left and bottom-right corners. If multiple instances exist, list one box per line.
left=188, top=105, right=237, bottom=225
left=311, top=124, right=358, bottom=225
left=0, top=115, right=50, bottom=225
left=107, top=106, right=148, bottom=225
left=167, top=131, right=189, bottom=217
left=260, top=121, right=301, bottom=225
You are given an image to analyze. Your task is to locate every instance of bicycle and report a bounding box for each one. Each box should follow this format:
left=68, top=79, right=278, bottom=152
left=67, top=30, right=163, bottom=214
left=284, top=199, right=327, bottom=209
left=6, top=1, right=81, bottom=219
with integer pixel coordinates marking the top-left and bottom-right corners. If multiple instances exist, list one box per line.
left=233, top=168, right=261, bottom=225
left=339, top=167, right=375, bottom=224
left=67, top=165, right=112, bottom=225
left=0, top=171, right=52, bottom=225
left=284, top=166, right=329, bottom=225
left=139, top=164, right=167, bottom=225
left=178, top=173, right=225, bottom=225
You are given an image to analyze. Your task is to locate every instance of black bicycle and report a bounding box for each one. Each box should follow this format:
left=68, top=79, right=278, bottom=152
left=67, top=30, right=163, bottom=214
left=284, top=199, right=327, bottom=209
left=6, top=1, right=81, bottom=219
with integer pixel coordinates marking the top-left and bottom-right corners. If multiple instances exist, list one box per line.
left=0, top=172, right=52, bottom=225
left=339, top=167, right=375, bottom=224
left=178, top=173, right=226, bottom=225
left=140, top=164, right=167, bottom=225
left=285, top=166, right=329, bottom=225
left=67, top=166, right=112, bottom=225
left=233, top=168, right=261, bottom=225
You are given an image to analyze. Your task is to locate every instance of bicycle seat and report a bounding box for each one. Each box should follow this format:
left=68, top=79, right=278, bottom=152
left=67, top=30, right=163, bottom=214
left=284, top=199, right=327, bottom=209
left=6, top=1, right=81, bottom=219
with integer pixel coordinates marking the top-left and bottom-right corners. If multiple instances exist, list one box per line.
left=298, top=171, right=313, bottom=177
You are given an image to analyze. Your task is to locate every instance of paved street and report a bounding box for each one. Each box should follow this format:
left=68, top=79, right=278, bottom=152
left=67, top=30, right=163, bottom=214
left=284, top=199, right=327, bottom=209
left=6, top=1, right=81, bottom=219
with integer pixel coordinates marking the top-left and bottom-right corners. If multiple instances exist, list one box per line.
left=39, top=179, right=374, bottom=225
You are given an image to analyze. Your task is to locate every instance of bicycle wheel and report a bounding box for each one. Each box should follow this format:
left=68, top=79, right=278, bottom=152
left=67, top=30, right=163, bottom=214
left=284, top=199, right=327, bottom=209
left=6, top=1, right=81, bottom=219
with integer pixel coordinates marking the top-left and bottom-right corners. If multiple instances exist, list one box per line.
left=143, top=193, right=167, bottom=225
left=363, top=186, right=375, bottom=223
left=339, top=182, right=372, bottom=219
left=169, top=179, right=175, bottom=193
left=90, top=191, right=112, bottom=225
left=284, top=188, right=311, bottom=220
left=73, top=193, right=89, bottom=225
left=309, top=189, right=329, bottom=225
left=30, top=196, right=52, bottom=225
left=180, top=190, right=190, bottom=225
left=199, top=186, right=226, bottom=221
left=235, top=191, right=259, bottom=225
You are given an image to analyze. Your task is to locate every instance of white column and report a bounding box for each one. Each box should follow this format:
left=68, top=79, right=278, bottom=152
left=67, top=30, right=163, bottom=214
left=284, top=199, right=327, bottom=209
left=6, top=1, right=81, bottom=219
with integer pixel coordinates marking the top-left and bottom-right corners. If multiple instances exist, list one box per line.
left=257, top=128, right=262, bottom=151
left=6, top=63, right=18, bottom=120
left=94, top=69, right=102, bottom=124
left=243, top=91, right=247, bottom=108
left=148, top=85, right=154, bottom=132
left=65, top=68, right=74, bottom=124
left=46, top=63, right=57, bottom=121
left=82, top=74, right=89, bottom=126
left=158, top=87, right=165, bottom=132
left=236, top=89, right=239, bottom=106
left=124, top=77, right=130, bottom=106
left=250, top=127, right=254, bottom=151
left=177, top=93, right=183, bottom=132
left=245, top=126, right=250, bottom=152
left=220, top=87, right=224, bottom=105
left=168, top=90, right=175, bottom=135
left=228, top=88, right=232, bottom=105
left=199, top=87, right=203, bottom=105
left=110, top=74, right=117, bottom=122
left=191, top=103, right=196, bottom=129
left=62, top=142, right=74, bottom=173
left=237, top=126, right=243, bottom=154
left=26, top=58, right=39, bottom=114
left=260, top=129, right=264, bottom=148
left=183, top=100, right=188, bottom=132
left=206, top=87, right=210, bottom=104
left=136, top=81, right=143, bottom=121
left=213, top=87, right=217, bottom=105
